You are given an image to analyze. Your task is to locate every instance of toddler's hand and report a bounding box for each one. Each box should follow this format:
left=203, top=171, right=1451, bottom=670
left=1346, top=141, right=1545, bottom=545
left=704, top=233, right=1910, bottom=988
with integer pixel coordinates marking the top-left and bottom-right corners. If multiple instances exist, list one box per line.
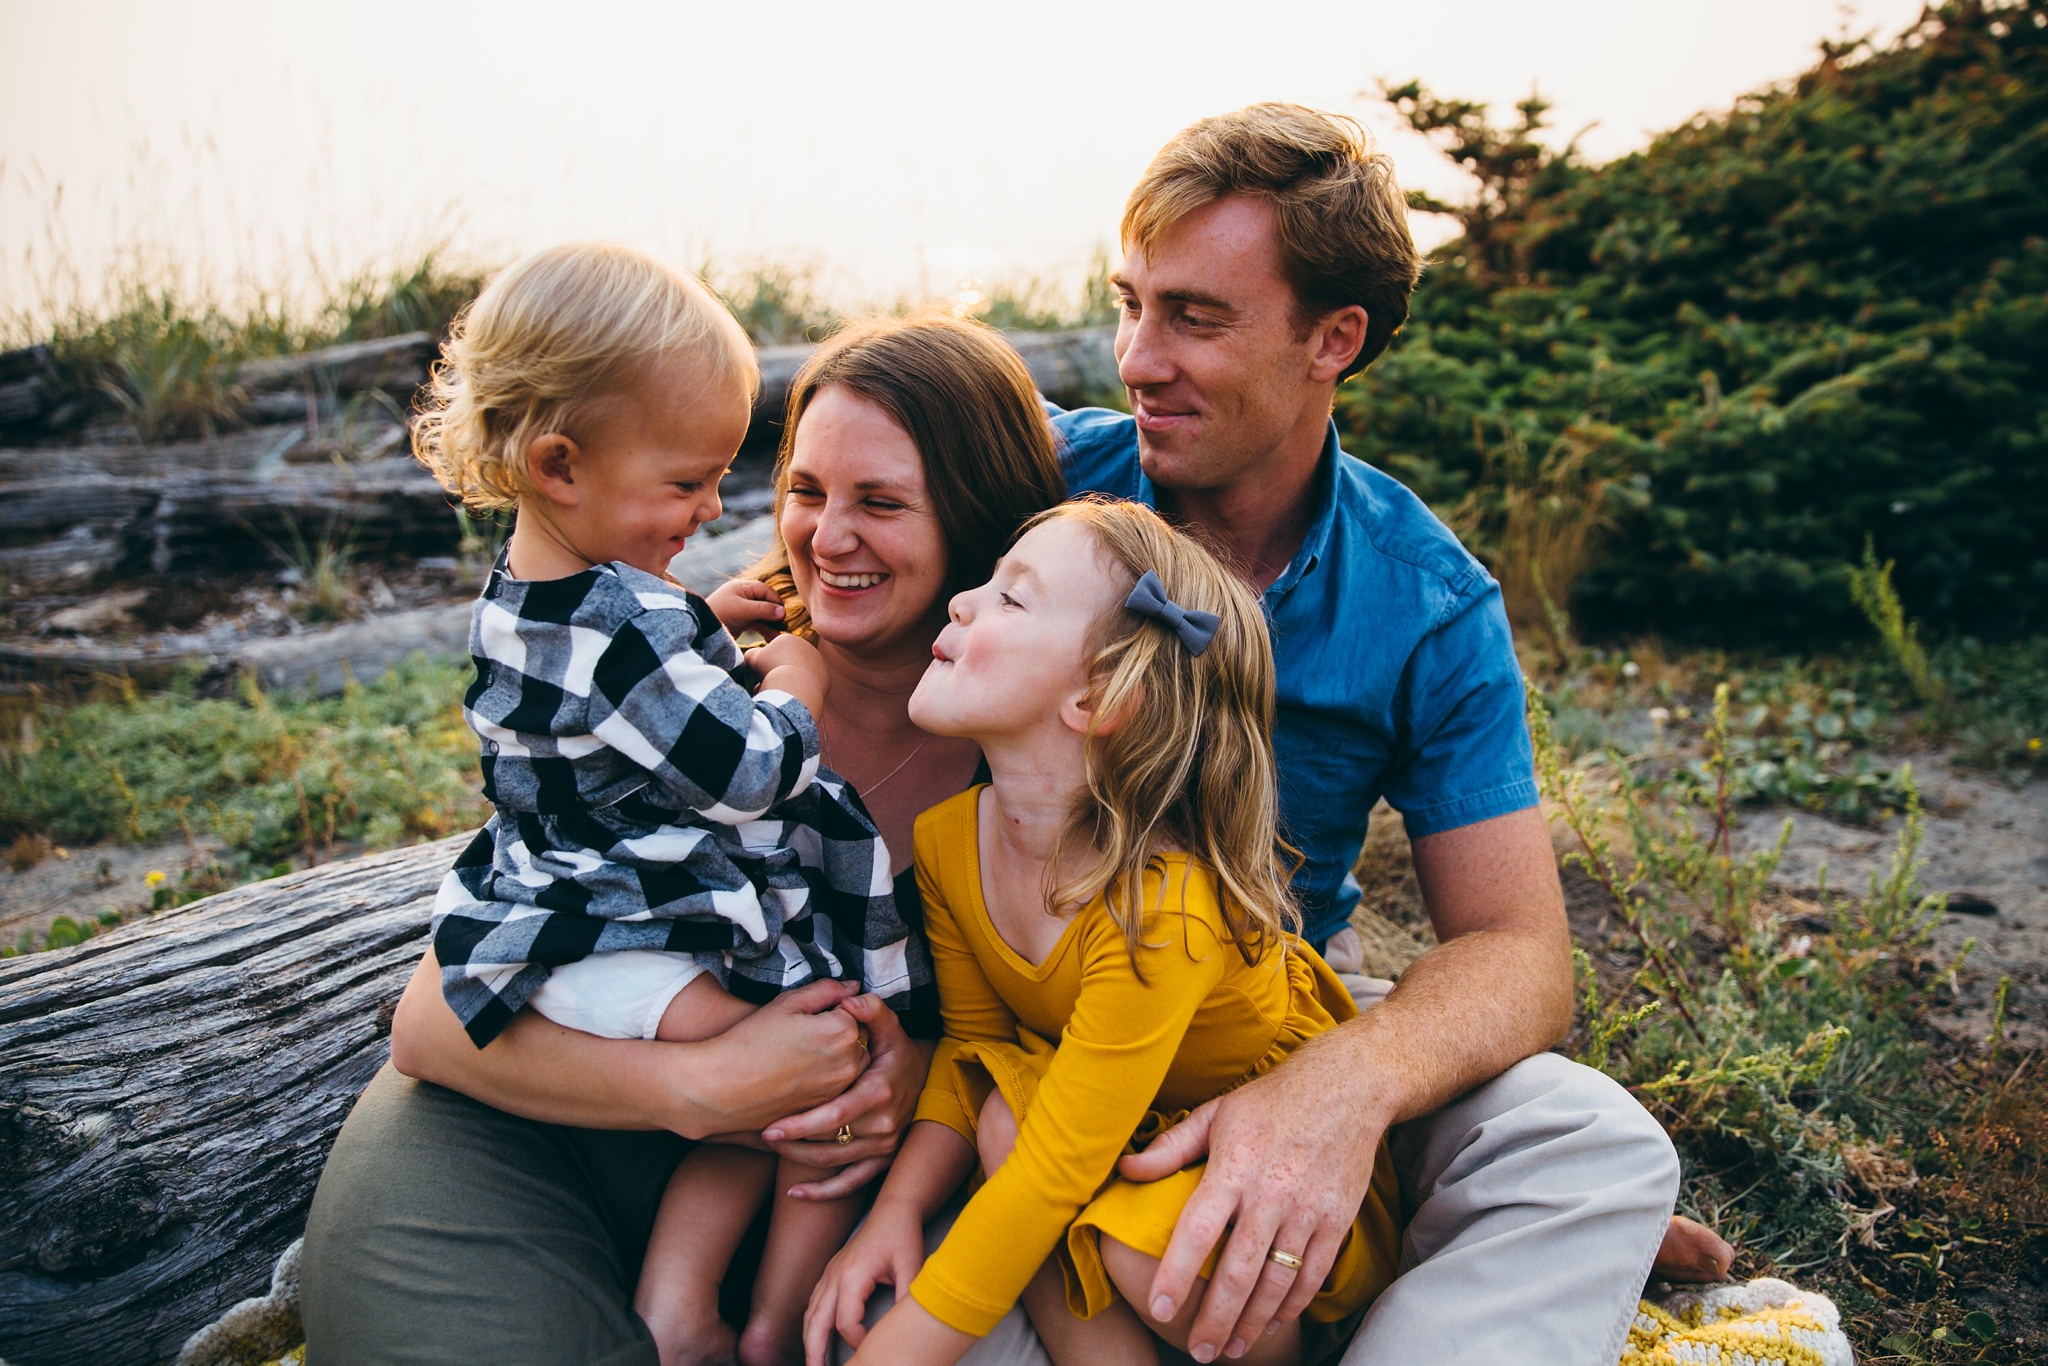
left=706, top=577, right=787, bottom=638
left=747, top=630, right=825, bottom=686
left=747, top=629, right=828, bottom=717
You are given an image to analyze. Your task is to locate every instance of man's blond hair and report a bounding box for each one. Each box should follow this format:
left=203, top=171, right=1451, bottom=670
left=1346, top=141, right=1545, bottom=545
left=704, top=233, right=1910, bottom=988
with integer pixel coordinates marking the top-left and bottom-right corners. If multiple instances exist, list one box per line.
left=1123, top=103, right=1422, bottom=378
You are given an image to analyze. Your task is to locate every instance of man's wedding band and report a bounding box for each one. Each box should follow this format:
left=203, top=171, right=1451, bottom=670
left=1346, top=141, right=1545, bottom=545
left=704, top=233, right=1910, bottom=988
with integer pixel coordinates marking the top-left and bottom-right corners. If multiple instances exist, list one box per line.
left=835, top=1124, right=854, bottom=1145
left=1267, top=1248, right=1305, bottom=1271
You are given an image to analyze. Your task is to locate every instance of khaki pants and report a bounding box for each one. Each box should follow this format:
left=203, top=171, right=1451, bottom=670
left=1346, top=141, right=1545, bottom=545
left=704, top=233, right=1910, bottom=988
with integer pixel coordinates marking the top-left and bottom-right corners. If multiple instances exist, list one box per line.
left=304, top=1030, right=1677, bottom=1366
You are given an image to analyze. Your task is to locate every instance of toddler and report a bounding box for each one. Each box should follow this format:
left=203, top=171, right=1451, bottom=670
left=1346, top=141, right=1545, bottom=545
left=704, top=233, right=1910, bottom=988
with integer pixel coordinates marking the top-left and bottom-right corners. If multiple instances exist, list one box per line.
left=415, top=242, right=931, bottom=1366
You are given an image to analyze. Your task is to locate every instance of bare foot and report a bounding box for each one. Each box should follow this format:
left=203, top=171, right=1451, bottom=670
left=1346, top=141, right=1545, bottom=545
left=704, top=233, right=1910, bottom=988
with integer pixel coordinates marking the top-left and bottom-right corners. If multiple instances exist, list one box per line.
left=1652, top=1214, right=1736, bottom=1282
left=639, top=1302, right=739, bottom=1366
left=736, top=1315, right=804, bottom=1366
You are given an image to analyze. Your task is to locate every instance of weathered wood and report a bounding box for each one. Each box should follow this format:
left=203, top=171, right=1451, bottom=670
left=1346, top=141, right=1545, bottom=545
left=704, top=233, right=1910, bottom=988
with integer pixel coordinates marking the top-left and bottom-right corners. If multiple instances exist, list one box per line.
left=0, top=450, right=460, bottom=591
left=231, top=332, right=437, bottom=400
left=0, top=837, right=457, bottom=1366
left=747, top=325, right=1117, bottom=434
left=0, top=512, right=777, bottom=696
left=0, top=346, right=60, bottom=431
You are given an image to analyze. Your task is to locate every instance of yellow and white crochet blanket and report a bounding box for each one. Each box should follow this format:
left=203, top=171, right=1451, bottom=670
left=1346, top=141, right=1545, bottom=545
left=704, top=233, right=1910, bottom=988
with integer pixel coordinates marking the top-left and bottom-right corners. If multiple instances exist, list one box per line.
left=1624, top=1278, right=1854, bottom=1366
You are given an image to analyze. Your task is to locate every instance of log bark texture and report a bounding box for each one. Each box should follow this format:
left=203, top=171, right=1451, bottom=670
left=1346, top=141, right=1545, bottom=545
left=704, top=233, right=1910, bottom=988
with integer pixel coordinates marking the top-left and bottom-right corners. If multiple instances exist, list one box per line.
left=0, top=837, right=457, bottom=1366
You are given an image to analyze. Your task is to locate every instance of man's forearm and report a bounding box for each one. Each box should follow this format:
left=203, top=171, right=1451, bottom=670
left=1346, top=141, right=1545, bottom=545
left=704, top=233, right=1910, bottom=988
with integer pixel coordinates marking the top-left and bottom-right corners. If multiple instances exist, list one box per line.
left=1345, top=804, right=1575, bottom=1126
left=1323, top=922, right=1572, bottom=1130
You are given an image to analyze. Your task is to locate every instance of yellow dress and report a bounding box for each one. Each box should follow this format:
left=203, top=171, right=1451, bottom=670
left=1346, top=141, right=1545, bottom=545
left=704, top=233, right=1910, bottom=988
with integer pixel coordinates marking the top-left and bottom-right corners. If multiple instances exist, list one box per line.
left=905, top=787, right=1403, bottom=1338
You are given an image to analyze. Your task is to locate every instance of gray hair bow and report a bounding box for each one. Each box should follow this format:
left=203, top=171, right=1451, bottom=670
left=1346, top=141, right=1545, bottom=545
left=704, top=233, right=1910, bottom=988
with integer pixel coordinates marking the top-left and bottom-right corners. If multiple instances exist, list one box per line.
left=1124, top=571, right=1220, bottom=657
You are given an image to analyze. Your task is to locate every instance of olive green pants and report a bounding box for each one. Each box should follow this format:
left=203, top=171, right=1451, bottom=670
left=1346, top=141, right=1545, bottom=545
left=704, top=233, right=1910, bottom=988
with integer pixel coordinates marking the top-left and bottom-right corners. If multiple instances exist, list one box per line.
left=301, top=1065, right=688, bottom=1365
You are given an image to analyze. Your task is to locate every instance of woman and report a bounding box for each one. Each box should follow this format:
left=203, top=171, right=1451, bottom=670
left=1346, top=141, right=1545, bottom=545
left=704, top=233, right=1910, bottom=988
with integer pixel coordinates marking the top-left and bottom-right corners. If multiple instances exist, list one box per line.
left=300, top=313, right=1064, bottom=1365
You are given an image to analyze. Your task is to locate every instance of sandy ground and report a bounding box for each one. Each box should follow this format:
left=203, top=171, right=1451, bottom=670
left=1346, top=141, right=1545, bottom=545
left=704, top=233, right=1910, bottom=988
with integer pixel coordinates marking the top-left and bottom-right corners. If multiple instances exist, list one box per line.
left=1729, top=758, right=2047, bottom=1052
left=0, top=835, right=224, bottom=952
left=1344, top=758, right=2046, bottom=1052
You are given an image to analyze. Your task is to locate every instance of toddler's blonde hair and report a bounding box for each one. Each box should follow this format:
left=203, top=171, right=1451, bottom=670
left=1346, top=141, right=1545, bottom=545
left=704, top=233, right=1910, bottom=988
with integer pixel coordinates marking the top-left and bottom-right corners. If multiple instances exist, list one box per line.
left=414, top=242, right=759, bottom=510
left=1033, top=498, right=1301, bottom=965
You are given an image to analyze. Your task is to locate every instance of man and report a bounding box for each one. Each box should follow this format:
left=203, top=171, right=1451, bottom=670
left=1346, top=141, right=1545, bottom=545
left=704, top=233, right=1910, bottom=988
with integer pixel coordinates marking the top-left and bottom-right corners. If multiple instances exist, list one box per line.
left=1048, top=104, right=1681, bottom=1365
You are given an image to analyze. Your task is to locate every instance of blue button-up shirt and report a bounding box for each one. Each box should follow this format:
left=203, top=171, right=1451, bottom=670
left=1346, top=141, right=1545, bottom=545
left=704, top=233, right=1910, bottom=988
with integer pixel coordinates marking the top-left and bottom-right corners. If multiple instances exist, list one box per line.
left=1054, top=407, right=1539, bottom=945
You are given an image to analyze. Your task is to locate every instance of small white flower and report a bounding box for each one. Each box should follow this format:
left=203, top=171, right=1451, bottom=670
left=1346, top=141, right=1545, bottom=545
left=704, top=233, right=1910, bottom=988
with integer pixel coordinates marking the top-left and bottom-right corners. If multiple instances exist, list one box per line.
left=1622, top=661, right=1640, bottom=679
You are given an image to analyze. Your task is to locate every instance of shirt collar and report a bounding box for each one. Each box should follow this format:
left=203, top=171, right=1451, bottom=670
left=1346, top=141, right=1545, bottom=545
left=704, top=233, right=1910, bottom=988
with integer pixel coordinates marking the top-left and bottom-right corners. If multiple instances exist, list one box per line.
left=1260, top=419, right=1342, bottom=607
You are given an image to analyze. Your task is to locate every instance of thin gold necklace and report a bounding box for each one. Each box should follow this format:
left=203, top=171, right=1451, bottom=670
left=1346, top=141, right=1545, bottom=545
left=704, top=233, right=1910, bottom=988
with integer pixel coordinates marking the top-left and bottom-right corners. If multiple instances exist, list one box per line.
left=832, top=734, right=931, bottom=795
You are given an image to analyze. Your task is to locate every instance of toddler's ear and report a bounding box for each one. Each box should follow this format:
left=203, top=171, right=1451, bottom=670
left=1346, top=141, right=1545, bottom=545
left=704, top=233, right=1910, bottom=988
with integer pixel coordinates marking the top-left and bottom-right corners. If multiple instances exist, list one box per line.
left=526, top=433, right=582, bottom=506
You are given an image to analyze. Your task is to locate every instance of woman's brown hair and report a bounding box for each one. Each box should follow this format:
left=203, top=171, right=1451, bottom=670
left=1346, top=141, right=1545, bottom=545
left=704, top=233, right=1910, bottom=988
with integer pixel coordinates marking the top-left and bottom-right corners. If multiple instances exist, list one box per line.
left=751, top=314, right=1065, bottom=625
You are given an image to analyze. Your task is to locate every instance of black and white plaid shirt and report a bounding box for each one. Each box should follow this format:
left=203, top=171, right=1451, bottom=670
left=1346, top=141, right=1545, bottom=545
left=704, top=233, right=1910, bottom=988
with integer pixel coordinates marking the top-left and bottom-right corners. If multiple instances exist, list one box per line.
left=432, top=552, right=931, bottom=1047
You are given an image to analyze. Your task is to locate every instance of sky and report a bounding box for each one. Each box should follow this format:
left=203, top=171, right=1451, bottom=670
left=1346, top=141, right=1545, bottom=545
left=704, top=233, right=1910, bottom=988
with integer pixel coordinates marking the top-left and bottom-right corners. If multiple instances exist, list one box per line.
left=0, top=0, right=1929, bottom=318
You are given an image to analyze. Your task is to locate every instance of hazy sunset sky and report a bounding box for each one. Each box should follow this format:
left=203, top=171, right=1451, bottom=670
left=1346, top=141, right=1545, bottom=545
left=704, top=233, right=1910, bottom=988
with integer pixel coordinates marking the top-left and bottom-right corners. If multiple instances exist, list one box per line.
left=1, top=0, right=1927, bottom=317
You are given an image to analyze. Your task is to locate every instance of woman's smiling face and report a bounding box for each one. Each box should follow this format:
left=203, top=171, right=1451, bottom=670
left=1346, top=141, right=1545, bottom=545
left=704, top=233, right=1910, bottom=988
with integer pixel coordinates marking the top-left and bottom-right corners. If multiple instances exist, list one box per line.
left=779, top=385, right=950, bottom=659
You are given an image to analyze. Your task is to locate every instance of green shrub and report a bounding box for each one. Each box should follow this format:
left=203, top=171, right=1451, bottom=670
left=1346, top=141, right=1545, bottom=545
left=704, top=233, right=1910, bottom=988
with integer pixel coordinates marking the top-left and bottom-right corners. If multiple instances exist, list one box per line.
left=1346, top=2, right=2048, bottom=646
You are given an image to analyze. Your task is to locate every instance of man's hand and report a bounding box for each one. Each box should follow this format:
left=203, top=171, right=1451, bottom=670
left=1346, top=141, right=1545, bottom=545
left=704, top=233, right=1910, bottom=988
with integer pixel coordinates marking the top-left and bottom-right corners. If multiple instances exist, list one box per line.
left=1117, top=1030, right=1385, bottom=1362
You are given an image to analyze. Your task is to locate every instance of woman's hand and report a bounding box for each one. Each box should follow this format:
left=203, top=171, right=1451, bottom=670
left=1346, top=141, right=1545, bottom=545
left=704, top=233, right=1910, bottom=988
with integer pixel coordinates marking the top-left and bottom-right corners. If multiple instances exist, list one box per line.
left=803, top=1200, right=928, bottom=1366
left=763, top=992, right=930, bottom=1198
left=390, top=949, right=869, bottom=1136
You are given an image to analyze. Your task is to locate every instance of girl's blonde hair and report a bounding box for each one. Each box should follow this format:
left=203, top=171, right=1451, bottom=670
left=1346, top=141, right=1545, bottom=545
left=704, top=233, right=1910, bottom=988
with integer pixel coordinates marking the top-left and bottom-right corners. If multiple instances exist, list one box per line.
left=1036, top=498, right=1301, bottom=965
left=414, top=242, right=759, bottom=510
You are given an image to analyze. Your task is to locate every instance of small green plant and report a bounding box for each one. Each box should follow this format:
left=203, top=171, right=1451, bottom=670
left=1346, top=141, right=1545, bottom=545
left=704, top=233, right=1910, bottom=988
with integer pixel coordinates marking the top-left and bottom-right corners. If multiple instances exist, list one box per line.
left=95, top=301, right=244, bottom=441
left=456, top=507, right=513, bottom=580
left=1849, top=539, right=1950, bottom=719
left=243, top=500, right=363, bottom=624
left=1677, top=685, right=1909, bottom=823
left=712, top=262, right=840, bottom=346
left=1534, top=679, right=1952, bottom=1268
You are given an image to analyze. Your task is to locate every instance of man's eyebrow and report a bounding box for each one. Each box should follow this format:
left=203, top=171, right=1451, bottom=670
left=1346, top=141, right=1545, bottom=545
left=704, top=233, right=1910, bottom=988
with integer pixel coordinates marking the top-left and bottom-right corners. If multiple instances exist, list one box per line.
left=1108, top=274, right=1240, bottom=316
left=1159, top=287, right=1240, bottom=315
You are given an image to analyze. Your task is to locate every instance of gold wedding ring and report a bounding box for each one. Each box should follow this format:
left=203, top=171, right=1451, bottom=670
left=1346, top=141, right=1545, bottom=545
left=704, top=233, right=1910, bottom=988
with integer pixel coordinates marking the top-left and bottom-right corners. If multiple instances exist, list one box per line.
left=835, top=1124, right=854, bottom=1145
left=1267, top=1248, right=1305, bottom=1271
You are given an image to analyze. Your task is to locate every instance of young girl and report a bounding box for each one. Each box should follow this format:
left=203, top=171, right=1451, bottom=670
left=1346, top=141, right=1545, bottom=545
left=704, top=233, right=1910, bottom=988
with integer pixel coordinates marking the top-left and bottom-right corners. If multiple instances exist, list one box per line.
left=414, top=242, right=931, bottom=1366
left=805, top=499, right=1403, bottom=1366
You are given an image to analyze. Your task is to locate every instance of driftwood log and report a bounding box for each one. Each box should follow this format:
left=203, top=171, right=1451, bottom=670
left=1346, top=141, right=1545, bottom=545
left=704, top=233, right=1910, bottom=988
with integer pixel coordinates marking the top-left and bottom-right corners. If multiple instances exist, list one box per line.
left=0, top=837, right=456, bottom=1366
left=0, top=325, right=1116, bottom=591
left=0, top=324, right=1115, bottom=450
left=0, top=512, right=779, bottom=697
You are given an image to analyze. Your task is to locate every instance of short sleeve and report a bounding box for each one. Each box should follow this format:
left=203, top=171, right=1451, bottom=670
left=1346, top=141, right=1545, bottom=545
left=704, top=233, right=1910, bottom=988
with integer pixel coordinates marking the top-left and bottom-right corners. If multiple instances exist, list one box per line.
left=1377, top=581, right=1539, bottom=838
